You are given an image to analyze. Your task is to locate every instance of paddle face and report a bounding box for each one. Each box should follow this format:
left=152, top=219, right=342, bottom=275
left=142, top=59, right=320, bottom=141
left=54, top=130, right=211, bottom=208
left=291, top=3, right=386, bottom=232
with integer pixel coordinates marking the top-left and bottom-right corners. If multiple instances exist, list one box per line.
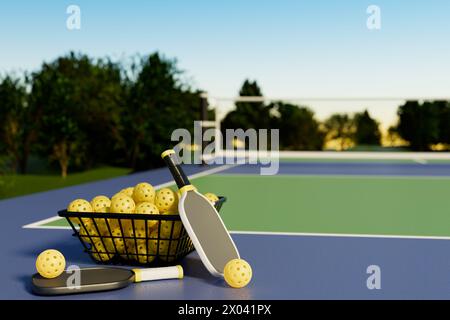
left=31, top=267, right=134, bottom=296
left=179, top=190, right=240, bottom=276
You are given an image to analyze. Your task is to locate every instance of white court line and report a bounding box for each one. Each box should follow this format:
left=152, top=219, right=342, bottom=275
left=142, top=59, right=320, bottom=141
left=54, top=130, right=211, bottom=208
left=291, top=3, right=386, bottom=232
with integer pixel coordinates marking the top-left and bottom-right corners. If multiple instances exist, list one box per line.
left=22, top=216, right=63, bottom=229
left=23, top=222, right=450, bottom=241
left=413, top=159, right=428, bottom=165
left=230, top=230, right=450, bottom=241
left=22, top=164, right=237, bottom=230
left=213, top=173, right=450, bottom=180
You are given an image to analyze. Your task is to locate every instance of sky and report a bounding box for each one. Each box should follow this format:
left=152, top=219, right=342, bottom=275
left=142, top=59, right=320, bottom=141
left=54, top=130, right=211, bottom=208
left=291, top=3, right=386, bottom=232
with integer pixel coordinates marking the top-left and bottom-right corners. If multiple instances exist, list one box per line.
left=1, top=0, right=450, bottom=129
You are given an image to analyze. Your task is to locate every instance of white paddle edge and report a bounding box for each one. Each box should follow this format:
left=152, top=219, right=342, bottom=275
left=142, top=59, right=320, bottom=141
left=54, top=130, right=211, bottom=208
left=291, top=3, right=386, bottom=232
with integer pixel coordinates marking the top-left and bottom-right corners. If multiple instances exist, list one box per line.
left=178, top=190, right=240, bottom=277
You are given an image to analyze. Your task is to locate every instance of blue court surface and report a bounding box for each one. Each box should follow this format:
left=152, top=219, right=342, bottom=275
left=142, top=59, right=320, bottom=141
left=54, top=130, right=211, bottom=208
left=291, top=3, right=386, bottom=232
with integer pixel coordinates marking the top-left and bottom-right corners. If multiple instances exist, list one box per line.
left=3, top=161, right=450, bottom=299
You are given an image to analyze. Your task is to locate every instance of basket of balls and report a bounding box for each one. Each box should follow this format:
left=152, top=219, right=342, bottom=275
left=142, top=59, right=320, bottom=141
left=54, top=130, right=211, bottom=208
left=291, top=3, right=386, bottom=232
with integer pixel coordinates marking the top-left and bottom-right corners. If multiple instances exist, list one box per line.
left=58, top=182, right=225, bottom=266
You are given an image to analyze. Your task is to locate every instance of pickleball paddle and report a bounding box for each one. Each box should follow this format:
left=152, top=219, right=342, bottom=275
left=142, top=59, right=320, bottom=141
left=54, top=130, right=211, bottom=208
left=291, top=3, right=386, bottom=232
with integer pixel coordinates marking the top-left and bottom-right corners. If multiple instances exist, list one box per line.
left=31, top=265, right=183, bottom=295
left=161, top=150, right=240, bottom=277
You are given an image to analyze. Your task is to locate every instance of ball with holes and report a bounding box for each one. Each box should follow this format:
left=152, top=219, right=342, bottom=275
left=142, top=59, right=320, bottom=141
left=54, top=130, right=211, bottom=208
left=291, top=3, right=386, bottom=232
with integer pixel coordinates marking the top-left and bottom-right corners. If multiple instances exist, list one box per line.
left=110, top=194, right=136, bottom=214
left=36, top=249, right=66, bottom=279
left=223, top=259, right=252, bottom=288
left=90, top=195, right=111, bottom=213
left=134, top=240, right=156, bottom=264
left=120, top=187, right=135, bottom=197
left=67, top=199, right=94, bottom=226
left=148, top=230, right=177, bottom=261
left=103, top=228, right=125, bottom=254
left=89, top=195, right=111, bottom=233
left=132, top=182, right=155, bottom=204
left=135, top=202, right=160, bottom=229
left=111, top=187, right=134, bottom=202
left=122, top=224, right=148, bottom=260
left=78, top=224, right=100, bottom=244
left=204, top=192, right=219, bottom=205
left=159, top=220, right=182, bottom=239
left=155, top=188, right=179, bottom=213
left=91, top=240, right=113, bottom=262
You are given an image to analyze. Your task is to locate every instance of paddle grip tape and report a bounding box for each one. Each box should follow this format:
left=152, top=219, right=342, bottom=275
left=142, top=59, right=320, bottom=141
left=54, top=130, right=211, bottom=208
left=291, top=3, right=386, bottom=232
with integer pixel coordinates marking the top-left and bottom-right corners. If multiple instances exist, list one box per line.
left=162, top=150, right=191, bottom=189
left=133, top=265, right=184, bottom=283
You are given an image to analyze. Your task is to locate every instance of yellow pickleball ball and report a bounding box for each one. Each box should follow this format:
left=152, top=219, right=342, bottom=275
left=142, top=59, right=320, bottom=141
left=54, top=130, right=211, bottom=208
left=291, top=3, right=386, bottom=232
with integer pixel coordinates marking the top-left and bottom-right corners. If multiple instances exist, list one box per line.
left=103, top=228, right=125, bottom=254
left=110, top=194, right=136, bottom=213
left=155, top=188, right=179, bottom=213
left=132, top=182, right=155, bottom=203
left=90, top=195, right=111, bottom=213
left=36, top=249, right=66, bottom=279
left=134, top=240, right=156, bottom=264
left=148, top=230, right=177, bottom=261
left=204, top=193, right=219, bottom=205
left=159, top=220, right=182, bottom=239
left=91, top=241, right=113, bottom=262
left=223, top=259, right=252, bottom=288
left=135, top=202, right=160, bottom=229
left=78, top=224, right=100, bottom=244
left=67, top=199, right=94, bottom=226
left=120, top=187, right=134, bottom=197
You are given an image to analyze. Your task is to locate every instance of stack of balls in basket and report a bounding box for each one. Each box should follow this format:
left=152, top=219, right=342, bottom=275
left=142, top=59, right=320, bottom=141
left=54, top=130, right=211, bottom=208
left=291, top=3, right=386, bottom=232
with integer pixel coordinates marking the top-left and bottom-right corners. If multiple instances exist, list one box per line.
left=67, top=182, right=220, bottom=264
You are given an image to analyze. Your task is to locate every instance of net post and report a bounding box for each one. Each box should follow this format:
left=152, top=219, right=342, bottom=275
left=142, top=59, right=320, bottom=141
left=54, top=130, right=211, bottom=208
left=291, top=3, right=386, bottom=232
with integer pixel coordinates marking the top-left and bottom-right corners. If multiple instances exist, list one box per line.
left=200, top=92, right=209, bottom=165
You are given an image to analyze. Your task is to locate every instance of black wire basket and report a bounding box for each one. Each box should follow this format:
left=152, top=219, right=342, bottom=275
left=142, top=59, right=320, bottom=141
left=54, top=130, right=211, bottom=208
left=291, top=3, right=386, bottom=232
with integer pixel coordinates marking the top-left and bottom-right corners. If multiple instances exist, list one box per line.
left=58, top=196, right=226, bottom=266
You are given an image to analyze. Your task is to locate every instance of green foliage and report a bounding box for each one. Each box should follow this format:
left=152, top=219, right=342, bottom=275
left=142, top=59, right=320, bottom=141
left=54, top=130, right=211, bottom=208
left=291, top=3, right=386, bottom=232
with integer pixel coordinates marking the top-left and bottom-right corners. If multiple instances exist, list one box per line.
left=324, top=113, right=355, bottom=150
left=353, top=110, right=381, bottom=146
left=123, top=53, right=201, bottom=170
left=396, top=101, right=448, bottom=150
left=271, top=103, right=325, bottom=150
left=0, top=76, right=32, bottom=173
left=29, top=52, right=125, bottom=176
left=221, top=80, right=272, bottom=131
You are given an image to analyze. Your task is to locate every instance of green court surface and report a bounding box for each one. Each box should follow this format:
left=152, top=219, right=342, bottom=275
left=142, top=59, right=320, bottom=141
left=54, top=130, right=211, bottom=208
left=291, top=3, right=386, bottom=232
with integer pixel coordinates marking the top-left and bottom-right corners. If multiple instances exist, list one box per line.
left=41, top=173, right=450, bottom=238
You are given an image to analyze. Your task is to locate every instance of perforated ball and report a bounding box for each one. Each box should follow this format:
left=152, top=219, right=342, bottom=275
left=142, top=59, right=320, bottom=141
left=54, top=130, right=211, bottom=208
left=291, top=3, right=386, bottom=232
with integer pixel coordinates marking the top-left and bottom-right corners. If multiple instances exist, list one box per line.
left=148, top=230, right=177, bottom=261
left=134, top=240, right=156, bottom=264
left=91, top=241, right=113, bottom=262
left=132, top=182, right=155, bottom=203
left=155, top=188, right=179, bottom=213
left=204, top=192, right=219, bottom=205
left=67, top=199, right=94, bottom=225
left=90, top=195, right=111, bottom=213
left=36, top=249, right=66, bottom=279
left=223, top=259, right=252, bottom=288
left=110, top=194, right=136, bottom=213
left=135, top=202, right=160, bottom=229
left=78, top=224, right=100, bottom=244
left=120, top=187, right=134, bottom=197
left=160, top=220, right=182, bottom=239
left=103, top=228, right=125, bottom=254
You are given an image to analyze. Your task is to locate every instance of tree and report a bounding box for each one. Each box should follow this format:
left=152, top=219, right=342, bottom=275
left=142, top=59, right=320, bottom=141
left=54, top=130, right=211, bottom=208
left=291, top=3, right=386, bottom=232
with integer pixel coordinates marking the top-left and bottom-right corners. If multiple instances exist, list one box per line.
left=434, top=101, right=450, bottom=144
left=30, top=52, right=125, bottom=177
left=396, top=101, right=440, bottom=151
left=0, top=76, right=37, bottom=173
left=324, top=114, right=355, bottom=150
left=271, top=103, right=324, bottom=150
left=221, top=80, right=272, bottom=132
left=123, top=53, right=201, bottom=171
left=353, top=110, right=381, bottom=145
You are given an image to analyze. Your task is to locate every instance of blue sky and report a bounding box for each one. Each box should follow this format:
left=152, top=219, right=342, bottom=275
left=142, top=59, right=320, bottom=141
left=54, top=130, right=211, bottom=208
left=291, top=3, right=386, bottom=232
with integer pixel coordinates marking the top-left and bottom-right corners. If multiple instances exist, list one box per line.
left=1, top=1, right=450, bottom=128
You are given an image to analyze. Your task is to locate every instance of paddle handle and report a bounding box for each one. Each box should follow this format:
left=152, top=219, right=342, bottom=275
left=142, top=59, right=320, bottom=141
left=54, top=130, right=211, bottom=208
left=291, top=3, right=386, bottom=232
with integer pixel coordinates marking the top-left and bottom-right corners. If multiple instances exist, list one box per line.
left=133, top=265, right=183, bottom=283
left=161, top=150, right=191, bottom=189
